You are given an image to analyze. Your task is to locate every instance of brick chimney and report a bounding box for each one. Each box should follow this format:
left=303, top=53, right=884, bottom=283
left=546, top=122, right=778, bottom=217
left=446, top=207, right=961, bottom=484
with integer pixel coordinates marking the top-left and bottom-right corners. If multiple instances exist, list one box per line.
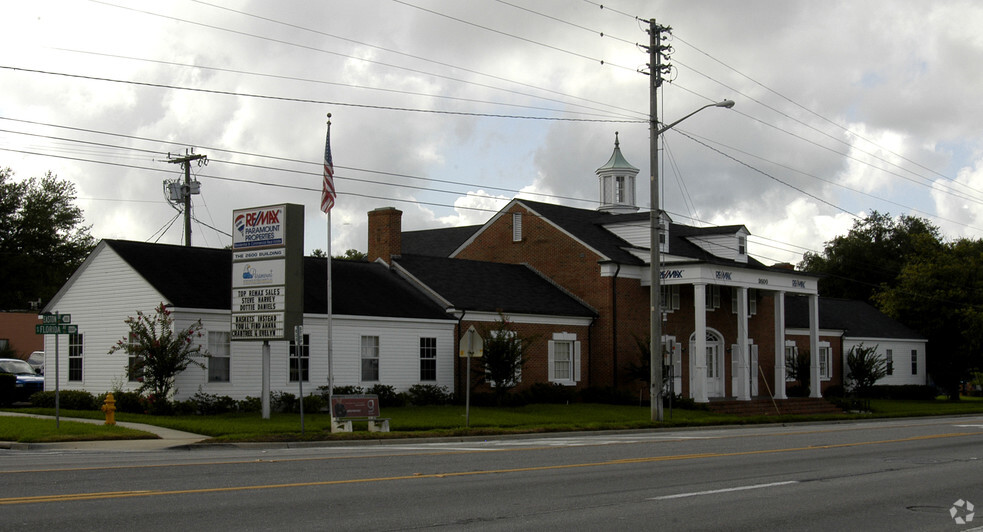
left=367, top=207, right=402, bottom=265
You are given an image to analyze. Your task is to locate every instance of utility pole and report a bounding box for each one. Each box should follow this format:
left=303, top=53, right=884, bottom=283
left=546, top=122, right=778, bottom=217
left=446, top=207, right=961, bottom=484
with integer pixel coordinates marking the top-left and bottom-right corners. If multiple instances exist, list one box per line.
left=166, top=149, right=207, bottom=246
left=646, top=19, right=671, bottom=422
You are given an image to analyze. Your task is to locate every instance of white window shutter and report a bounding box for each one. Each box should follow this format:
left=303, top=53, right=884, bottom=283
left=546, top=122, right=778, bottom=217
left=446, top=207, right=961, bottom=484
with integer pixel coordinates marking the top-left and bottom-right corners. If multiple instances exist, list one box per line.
left=573, top=341, right=582, bottom=382
left=547, top=340, right=555, bottom=381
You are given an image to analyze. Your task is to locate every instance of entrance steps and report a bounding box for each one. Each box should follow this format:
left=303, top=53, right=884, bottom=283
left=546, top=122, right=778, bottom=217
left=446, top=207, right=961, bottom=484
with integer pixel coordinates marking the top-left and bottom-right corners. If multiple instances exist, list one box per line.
left=707, top=397, right=843, bottom=417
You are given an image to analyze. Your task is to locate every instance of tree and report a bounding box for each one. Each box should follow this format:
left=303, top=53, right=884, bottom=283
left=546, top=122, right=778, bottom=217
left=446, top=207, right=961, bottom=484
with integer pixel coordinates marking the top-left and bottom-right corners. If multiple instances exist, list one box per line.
left=845, top=343, right=887, bottom=398
left=0, top=168, right=95, bottom=310
left=799, top=211, right=942, bottom=303
left=478, top=314, right=533, bottom=404
left=785, top=349, right=812, bottom=397
left=109, top=303, right=207, bottom=411
left=875, top=239, right=983, bottom=399
left=312, top=248, right=366, bottom=260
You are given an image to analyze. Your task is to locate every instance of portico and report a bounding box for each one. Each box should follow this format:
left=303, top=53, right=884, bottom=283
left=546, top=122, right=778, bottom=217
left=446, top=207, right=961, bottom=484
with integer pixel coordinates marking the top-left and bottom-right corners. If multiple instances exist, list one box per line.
left=645, top=262, right=820, bottom=403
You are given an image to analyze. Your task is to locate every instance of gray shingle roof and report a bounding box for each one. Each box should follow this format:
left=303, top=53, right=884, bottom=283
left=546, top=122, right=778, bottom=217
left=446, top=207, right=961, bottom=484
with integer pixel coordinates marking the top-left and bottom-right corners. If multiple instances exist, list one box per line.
left=784, top=296, right=926, bottom=340
left=105, top=240, right=451, bottom=320
left=394, top=254, right=596, bottom=318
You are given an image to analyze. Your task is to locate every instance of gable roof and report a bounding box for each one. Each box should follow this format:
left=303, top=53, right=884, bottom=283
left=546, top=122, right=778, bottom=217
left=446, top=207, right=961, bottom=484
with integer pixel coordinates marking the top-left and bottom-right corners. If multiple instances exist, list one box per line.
left=103, top=240, right=451, bottom=320
left=402, top=225, right=481, bottom=257
left=394, top=254, right=597, bottom=318
left=784, top=296, right=926, bottom=340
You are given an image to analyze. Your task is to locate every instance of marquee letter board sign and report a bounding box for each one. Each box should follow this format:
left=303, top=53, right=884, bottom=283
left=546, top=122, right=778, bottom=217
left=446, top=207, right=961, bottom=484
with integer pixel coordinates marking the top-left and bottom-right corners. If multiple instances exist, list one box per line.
left=230, top=203, right=304, bottom=342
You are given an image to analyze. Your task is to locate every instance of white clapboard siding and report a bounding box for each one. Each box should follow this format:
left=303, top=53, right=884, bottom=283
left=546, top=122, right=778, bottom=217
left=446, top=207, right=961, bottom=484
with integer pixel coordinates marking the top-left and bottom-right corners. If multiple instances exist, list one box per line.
left=44, top=242, right=457, bottom=401
left=43, top=242, right=169, bottom=395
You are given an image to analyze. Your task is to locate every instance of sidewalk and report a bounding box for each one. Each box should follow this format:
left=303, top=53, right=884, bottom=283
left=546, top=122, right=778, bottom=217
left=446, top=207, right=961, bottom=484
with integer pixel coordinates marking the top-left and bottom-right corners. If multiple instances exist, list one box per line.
left=0, top=411, right=208, bottom=451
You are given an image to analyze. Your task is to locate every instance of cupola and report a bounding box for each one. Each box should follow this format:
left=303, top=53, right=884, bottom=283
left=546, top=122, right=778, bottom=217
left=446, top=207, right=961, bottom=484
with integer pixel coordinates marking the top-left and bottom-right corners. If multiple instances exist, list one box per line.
left=596, top=132, right=639, bottom=213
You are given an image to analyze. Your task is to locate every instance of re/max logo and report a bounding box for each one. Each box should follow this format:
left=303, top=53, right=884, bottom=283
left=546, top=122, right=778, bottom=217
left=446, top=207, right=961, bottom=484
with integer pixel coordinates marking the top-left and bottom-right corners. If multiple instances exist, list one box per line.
left=792, top=280, right=806, bottom=288
left=245, top=209, right=281, bottom=227
left=661, top=270, right=684, bottom=279
left=715, top=271, right=732, bottom=281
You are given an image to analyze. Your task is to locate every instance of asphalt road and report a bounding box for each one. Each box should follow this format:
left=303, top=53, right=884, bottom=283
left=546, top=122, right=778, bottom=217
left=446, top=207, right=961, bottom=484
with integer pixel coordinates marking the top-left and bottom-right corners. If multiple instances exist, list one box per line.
left=2, top=416, right=983, bottom=531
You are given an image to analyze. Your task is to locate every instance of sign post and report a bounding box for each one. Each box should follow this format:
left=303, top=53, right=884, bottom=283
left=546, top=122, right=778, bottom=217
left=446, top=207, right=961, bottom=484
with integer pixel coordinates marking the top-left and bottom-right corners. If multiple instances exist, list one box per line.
left=295, top=325, right=305, bottom=436
left=458, top=325, right=483, bottom=428
left=36, top=311, right=75, bottom=429
left=231, top=203, right=304, bottom=419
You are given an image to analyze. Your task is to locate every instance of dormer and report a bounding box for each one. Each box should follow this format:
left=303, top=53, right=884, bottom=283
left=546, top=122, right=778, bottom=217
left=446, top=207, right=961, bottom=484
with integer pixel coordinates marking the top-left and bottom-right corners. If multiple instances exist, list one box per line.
left=686, top=225, right=750, bottom=263
left=596, top=132, right=639, bottom=214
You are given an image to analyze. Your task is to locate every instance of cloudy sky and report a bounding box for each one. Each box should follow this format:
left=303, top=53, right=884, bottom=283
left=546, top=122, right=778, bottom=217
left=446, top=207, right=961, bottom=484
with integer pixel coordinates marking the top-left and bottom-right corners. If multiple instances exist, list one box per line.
left=3, top=0, right=982, bottom=265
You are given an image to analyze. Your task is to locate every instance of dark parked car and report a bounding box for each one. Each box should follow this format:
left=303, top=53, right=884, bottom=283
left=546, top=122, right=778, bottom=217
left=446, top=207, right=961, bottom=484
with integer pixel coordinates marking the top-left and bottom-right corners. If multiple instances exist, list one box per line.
left=0, top=358, right=44, bottom=404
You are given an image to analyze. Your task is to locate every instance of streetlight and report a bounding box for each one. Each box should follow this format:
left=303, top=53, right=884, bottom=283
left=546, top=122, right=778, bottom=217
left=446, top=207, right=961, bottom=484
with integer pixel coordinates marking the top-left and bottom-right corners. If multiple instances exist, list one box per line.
left=650, top=98, right=733, bottom=422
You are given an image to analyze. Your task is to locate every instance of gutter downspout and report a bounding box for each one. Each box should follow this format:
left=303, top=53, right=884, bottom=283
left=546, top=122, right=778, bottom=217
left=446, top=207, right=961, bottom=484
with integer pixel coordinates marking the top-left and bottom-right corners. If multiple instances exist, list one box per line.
left=611, top=262, right=621, bottom=389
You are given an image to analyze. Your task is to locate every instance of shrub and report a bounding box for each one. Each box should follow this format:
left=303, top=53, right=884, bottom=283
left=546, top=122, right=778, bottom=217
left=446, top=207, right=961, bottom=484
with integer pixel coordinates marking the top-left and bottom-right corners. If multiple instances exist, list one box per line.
left=238, top=396, right=262, bottom=413
left=522, top=383, right=577, bottom=404
left=578, top=386, right=636, bottom=405
left=270, top=391, right=296, bottom=413
left=330, top=385, right=365, bottom=396
left=95, top=391, right=145, bottom=414
left=867, top=385, right=938, bottom=400
left=30, top=390, right=98, bottom=410
left=366, top=384, right=405, bottom=407
left=406, top=384, right=452, bottom=406
left=301, top=393, right=326, bottom=413
left=184, top=390, right=238, bottom=415
left=822, top=385, right=846, bottom=399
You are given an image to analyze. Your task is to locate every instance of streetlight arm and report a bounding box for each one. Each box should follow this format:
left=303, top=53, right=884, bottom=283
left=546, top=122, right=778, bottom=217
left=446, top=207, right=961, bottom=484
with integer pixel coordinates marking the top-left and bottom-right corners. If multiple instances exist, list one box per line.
left=656, top=99, right=734, bottom=136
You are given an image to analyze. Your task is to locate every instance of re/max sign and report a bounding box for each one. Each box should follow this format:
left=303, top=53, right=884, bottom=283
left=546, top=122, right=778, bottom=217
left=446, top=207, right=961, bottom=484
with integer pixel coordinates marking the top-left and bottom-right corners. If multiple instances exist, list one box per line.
left=661, top=270, right=684, bottom=280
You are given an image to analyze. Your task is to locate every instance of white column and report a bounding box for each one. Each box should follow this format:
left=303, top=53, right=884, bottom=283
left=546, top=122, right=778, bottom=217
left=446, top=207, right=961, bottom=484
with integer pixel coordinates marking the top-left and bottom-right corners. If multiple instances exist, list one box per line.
left=736, top=286, right=750, bottom=401
left=774, top=291, right=787, bottom=400
left=809, top=294, right=821, bottom=398
left=693, top=283, right=708, bottom=403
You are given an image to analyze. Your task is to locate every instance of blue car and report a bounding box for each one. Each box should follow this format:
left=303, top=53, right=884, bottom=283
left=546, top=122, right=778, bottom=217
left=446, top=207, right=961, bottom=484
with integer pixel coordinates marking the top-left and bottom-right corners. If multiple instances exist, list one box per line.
left=0, top=358, right=44, bottom=404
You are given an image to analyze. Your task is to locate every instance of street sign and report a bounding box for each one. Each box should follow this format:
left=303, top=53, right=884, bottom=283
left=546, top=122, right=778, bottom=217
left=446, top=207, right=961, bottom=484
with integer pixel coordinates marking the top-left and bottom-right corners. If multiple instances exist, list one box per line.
left=459, top=325, right=483, bottom=358
left=40, top=313, right=71, bottom=325
left=35, top=324, right=78, bottom=335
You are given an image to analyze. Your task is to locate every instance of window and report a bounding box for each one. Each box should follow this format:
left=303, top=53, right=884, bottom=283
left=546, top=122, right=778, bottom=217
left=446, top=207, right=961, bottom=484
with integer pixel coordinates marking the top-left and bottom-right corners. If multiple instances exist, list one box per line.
left=885, top=349, right=894, bottom=376
left=706, top=285, right=721, bottom=310
left=127, top=333, right=143, bottom=382
left=208, top=331, right=231, bottom=383
left=819, top=342, right=832, bottom=381
left=615, top=175, right=625, bottom=203
left=738, top=236, right=746, bottom=255
left=785, top=341, right=798, bottom=381
left=512, top=212, right=523, bottom=242
left=548, top=333, right=580, bottom=385
left=361, top=335, right=380, bottom=382
left=660, top=285, right=680, bottom=312
left=289, top=334, right=310, bottom=382
left=68, top=332, right=83, bottom=382
left=731, top=288, right=757, bottom=316
left=420, top=337, right=437, bottom=381
left=0, top=339, right=8, bottom=351
left=911, top=349, right=918, bottom=375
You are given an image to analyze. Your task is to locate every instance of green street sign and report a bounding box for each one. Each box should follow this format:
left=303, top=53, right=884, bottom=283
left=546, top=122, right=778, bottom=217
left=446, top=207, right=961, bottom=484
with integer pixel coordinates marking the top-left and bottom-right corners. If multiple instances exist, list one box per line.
left=41, top=314, right=71, bottom=325
left=35, top=324, right=78, bottom=335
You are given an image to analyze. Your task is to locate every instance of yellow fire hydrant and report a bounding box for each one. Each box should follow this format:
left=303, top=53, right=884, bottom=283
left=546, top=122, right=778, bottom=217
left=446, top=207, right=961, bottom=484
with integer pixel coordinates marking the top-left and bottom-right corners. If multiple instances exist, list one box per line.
left=102, top=393, right=117, bottom=425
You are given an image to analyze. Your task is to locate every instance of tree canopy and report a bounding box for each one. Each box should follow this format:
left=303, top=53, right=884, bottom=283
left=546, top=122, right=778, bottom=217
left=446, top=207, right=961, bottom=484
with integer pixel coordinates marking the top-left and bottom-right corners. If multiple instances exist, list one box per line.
left=799, top=211, right=942, bottom=303
left=874, top=238, right=983, bottom=398
left=0, top=168, right=95, bottom=310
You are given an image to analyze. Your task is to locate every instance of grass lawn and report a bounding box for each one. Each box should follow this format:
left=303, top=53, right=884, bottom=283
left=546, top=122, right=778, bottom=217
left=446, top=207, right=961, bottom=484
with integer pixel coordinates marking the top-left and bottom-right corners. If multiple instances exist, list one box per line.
left=0, top=416, right=157, bottom=443
left=6, top=397, right=983, bottom=443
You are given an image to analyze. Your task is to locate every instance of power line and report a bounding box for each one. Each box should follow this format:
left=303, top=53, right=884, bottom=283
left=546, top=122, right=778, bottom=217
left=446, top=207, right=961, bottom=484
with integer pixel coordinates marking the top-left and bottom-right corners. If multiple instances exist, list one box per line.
left=0, top=65, right=643, bottom=123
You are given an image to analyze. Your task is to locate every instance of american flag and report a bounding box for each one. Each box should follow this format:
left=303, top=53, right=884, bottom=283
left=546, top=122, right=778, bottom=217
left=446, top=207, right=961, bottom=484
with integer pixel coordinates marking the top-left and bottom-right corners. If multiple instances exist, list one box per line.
left=320, top=120, right=336, bottom=213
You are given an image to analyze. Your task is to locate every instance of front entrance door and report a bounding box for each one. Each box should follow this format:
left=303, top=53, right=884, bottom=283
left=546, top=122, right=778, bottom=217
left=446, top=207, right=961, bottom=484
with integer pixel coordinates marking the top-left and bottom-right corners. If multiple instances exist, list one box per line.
left=706, top=343, right=724, bottom=397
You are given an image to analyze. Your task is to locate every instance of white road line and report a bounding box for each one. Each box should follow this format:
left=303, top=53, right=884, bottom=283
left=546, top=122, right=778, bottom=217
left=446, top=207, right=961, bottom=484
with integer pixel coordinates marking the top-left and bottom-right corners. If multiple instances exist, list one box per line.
left=649, top=480, right=799, bottom=500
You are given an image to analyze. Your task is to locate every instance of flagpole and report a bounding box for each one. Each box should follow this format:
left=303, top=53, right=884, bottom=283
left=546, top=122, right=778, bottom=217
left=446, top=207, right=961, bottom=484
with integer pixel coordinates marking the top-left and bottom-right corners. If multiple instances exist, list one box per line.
left=323, top=113, right=337, bottom=428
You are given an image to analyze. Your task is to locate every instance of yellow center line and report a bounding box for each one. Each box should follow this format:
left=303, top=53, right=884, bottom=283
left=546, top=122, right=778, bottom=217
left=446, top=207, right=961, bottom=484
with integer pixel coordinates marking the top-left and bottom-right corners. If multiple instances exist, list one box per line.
left=0, top=431, right=974, bottom=506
